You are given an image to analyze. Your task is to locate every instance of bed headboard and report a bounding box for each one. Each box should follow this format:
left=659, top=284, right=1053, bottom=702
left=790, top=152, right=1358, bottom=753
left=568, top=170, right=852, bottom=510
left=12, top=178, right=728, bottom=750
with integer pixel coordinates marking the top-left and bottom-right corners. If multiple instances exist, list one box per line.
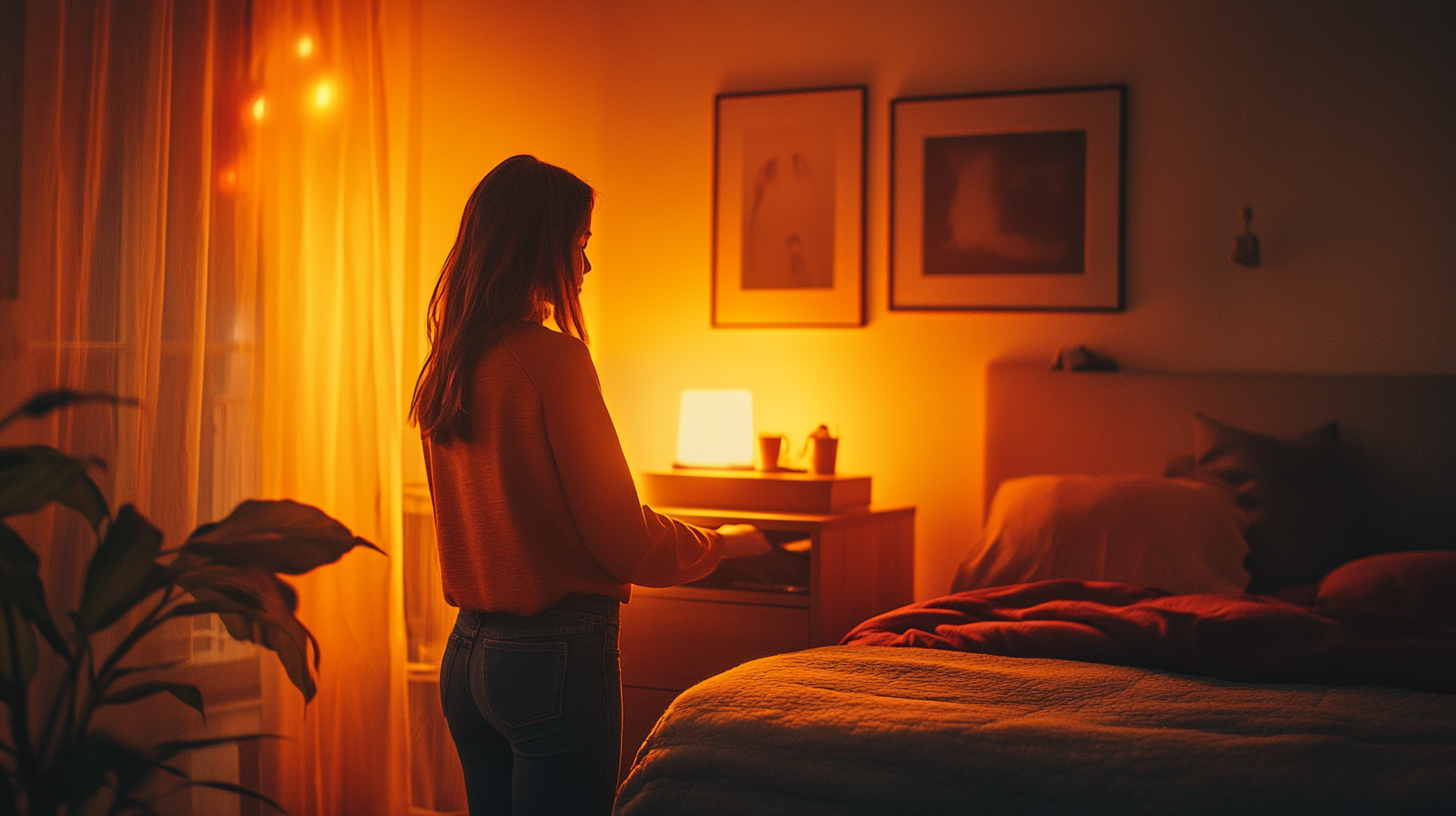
left=984, top=360, right=1456, bottom=553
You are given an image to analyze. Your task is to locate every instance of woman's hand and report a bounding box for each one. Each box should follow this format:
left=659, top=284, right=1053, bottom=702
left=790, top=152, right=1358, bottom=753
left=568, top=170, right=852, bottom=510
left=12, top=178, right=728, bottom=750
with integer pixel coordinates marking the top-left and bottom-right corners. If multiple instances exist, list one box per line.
left=716, top=523, right=772, bottom=558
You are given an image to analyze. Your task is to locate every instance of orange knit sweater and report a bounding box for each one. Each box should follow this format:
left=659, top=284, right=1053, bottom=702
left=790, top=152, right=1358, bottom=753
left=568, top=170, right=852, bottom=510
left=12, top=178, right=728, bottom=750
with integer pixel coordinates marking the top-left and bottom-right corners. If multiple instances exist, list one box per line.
left=423, top=322, right=723, bottom=616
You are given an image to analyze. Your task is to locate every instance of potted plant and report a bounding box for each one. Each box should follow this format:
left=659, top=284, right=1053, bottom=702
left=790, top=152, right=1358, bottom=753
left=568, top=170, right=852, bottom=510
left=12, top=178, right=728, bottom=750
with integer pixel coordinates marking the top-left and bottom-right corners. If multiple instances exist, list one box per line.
left=0, top=392, right=383, bottom=815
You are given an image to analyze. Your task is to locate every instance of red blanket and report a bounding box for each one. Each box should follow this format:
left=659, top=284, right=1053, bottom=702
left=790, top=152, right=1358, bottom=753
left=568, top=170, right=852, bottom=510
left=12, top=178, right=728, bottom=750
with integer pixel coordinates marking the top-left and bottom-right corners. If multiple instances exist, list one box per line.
left=842, top=552, right=1456, bottom=693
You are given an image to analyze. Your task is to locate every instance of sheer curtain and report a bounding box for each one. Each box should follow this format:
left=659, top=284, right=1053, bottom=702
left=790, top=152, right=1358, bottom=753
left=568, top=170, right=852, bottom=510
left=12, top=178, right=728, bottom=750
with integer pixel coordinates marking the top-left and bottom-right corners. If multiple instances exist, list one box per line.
left=9, top=0, right=269, bottom=799
left=251, top=1, right=410, bottom=813
left=10, top=1, right=412, bottom=812
left=12, top=0, right=256, bottom=579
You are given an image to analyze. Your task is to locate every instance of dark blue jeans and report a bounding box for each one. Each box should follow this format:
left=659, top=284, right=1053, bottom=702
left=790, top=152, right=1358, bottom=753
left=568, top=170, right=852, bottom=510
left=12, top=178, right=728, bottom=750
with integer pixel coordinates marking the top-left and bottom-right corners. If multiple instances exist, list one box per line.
left=440, top=594, right=621, bottom=816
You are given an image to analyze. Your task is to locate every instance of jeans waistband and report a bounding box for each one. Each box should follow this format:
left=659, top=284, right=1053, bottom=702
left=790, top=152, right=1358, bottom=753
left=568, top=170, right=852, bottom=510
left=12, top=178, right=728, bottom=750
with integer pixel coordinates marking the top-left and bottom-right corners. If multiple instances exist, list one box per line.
left=541, top=593, right=619, bottom=617
left=455, top=593, right=619, bottom=636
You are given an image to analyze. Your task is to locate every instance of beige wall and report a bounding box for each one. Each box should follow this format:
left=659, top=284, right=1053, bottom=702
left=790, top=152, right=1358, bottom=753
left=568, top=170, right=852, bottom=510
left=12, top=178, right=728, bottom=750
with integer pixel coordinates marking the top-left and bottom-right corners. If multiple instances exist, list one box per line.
left=412, top=0, right=1456, bottom=598
left=404, top=0, right=608, bottom=472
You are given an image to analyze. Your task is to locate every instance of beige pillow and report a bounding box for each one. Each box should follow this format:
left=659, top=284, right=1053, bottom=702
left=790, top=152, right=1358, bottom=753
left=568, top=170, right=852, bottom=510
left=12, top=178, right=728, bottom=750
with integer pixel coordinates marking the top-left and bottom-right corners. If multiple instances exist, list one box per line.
left=952, top=475, right=1250, bottom=596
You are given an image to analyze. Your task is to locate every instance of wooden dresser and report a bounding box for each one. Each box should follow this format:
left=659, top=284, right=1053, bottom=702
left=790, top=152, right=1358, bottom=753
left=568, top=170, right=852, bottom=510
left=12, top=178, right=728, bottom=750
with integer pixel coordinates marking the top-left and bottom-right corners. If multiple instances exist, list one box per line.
left=618, top=503, right=914, bottom=779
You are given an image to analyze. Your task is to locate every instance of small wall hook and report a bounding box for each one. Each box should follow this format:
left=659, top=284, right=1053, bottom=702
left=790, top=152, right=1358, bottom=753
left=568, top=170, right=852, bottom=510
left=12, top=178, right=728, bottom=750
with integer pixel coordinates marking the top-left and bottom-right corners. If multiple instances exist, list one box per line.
left=1230, top=206, right=1261, bottom=268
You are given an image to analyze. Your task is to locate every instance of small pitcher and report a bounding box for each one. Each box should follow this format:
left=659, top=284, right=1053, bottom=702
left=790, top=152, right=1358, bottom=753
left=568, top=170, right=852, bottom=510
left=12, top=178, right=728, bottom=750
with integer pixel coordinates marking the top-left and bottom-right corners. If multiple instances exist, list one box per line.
left=808, top=425, right=838, bottom=475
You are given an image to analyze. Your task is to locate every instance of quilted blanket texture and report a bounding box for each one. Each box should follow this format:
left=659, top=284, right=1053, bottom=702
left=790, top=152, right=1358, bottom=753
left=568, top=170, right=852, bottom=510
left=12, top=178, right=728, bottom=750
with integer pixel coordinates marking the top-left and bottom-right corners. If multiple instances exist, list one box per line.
left=613, top=647, right=1456, bottom=815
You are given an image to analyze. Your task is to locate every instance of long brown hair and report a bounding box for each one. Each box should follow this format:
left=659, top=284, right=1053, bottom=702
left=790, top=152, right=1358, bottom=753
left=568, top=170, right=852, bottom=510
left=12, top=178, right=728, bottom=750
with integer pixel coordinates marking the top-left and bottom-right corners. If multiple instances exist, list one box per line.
left=411, top=155, right=595, bottom=444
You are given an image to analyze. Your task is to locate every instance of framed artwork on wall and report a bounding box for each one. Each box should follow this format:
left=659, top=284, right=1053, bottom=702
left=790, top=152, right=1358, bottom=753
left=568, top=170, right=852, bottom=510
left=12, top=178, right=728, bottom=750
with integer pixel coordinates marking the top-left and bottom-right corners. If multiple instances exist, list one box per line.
left=713, top=86, right=866, bottom=327
left=890, top=85, right=1125, bottom=311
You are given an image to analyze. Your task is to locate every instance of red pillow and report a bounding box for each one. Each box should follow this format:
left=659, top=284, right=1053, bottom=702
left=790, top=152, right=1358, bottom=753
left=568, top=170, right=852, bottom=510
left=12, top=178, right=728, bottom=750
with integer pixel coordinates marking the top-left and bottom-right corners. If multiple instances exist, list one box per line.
left=1315, top=551, right=1456, bottom=629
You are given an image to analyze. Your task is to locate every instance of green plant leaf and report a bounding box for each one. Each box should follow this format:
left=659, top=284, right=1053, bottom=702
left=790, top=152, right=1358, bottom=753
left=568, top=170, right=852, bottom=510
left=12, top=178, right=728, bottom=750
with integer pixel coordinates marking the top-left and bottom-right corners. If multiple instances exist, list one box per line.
left=177, top=568, right=318, bottom=701
left=181, top=499, right=381, bottom=575
left=170, top=566, right=268, bottom=611
left=0, top=599, right=38, bottom=699
left=163, top=599, right=251, bottom=620
left=144, top=740, right=295, bottom=812
left=0, top=390, right=137, bottom=432
left=77, top=505, right=165, bottom=633
left=0, top=522, right=69, bottom=657
left=216, top=611, right=257, bottom=641
left=0, top=765, right=18, bottom=816
left=258, top=617, right=319, bottom=703
left=147, top=768, right=288, bottom=815
left=154, top=732, right=284, bottom=758
left=185, top=778, right=288, bottom=814
left=154, top=762, right=190, bottom=779
left=101, top=681, right=205, bottom=720
left=112, top=659, right=186, bottom=680
left=63, top=734, right=155, bottom=811
left=109, top=795, right=163, bottom=816
left=0, top=445, right=109, bottom=530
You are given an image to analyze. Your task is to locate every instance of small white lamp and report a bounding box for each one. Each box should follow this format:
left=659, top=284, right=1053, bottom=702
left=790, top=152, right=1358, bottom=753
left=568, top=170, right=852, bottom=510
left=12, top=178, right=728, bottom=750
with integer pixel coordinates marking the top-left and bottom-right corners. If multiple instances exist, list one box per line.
left=674, top=389, right=754, bottom=469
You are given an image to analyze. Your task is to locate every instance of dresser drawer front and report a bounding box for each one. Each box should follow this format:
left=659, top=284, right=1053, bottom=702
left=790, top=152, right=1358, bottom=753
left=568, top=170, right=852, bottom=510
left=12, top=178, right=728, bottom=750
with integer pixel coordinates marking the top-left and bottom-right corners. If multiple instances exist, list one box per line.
left=620, top=595, right=810, bottom=690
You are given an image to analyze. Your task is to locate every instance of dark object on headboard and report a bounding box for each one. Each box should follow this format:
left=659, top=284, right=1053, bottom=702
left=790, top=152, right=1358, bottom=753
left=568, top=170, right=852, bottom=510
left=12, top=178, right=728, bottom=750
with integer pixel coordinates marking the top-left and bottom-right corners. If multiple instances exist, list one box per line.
left=1193, top=414, right=1369, bottom=592
left=1049, top=345, right=1119, bottom=372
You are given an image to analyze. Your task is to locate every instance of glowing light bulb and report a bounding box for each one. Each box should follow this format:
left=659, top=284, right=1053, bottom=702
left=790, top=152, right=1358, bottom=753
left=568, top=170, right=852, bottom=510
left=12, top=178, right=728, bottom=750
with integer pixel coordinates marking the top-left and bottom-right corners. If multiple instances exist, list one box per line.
left=297, top=36, right=314, bottom=57
left=314, top=80, right=333, bottom=109
left=251, top=96, right=265, bottom=121
left=218, top=167, right=238, bottom=192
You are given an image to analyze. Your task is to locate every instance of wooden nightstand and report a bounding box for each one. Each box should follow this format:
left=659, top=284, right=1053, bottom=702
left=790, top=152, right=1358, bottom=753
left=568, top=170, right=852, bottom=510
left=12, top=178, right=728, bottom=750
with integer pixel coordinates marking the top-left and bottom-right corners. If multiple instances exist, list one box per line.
left=618, top=503, right=915, bottom=779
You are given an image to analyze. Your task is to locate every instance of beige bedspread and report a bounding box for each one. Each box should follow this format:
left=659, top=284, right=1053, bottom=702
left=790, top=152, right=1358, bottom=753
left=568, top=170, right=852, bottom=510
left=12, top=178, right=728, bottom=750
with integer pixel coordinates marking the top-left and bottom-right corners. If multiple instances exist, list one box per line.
left=614, top=646, right=1456, bottom=815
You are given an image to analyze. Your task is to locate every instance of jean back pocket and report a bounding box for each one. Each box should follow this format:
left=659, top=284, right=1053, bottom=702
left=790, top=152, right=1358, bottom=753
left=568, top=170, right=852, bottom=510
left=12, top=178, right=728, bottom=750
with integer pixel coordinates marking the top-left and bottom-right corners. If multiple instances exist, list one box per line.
left=471, top=638, right=568, bottom=728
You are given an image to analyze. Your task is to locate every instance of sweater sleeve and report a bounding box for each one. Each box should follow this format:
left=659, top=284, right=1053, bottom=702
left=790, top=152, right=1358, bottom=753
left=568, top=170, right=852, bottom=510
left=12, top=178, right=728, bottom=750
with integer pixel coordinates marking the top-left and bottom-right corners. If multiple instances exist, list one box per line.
left=512, top=332, right=725, bottom=588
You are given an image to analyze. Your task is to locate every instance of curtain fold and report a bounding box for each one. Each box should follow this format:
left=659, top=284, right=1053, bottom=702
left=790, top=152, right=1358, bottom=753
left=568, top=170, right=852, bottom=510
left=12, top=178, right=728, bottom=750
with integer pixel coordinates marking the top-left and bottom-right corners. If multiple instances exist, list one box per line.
left=253, top=1, right=410, bottom=812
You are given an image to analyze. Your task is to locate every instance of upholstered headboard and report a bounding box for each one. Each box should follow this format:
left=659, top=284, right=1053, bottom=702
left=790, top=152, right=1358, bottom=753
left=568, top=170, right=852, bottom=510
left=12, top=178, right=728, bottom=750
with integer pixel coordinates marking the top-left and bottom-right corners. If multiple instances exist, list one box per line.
left=984, top=360, right=1456, bottom=553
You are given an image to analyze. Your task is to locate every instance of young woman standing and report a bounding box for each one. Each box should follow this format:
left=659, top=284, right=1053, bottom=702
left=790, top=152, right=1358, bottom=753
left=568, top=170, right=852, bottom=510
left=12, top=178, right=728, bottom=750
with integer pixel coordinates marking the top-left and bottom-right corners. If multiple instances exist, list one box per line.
left=411, top=155, right=769, bottom=815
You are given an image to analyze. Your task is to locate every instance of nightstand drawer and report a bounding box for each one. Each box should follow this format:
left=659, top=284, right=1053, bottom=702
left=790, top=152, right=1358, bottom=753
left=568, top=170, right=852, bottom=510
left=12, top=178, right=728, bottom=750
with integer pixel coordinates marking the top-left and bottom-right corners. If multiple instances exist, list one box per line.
left=620, top=594, right=810, bottom=690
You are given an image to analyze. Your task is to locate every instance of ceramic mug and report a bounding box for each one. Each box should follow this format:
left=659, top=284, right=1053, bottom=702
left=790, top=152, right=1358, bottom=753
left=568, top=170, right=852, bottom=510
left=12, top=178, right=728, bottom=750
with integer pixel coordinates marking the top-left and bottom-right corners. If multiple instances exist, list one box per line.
left=758, top=434, right=786, bottom=471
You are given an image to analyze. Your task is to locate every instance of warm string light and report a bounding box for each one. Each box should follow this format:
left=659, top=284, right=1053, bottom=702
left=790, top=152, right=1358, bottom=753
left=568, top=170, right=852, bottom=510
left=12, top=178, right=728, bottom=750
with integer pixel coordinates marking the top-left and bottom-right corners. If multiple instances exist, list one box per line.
left=247, top=36, right=335, bottom=124
left=314, top=80, right=334, bottom=110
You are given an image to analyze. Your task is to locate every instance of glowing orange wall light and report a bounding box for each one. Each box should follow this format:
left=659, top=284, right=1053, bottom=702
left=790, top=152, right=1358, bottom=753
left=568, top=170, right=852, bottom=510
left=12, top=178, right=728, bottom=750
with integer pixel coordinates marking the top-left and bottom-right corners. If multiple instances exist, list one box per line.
left=675, top=389, right=754, bottom=469
left=250, top=96, right=266, bottom=122
left=297, top=36, right=314, bottom=58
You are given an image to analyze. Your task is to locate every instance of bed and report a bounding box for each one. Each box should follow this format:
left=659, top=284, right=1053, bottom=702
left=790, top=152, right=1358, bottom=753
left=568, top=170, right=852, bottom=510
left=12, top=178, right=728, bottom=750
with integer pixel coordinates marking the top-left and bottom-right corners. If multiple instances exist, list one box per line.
left=613, top=360, right=1456, bottom=815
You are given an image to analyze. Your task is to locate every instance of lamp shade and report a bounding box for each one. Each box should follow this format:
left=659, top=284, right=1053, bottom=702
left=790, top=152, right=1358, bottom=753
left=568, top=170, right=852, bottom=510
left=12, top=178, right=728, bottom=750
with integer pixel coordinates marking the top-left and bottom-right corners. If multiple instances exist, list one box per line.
left=675, top=389, right=754, bottom=469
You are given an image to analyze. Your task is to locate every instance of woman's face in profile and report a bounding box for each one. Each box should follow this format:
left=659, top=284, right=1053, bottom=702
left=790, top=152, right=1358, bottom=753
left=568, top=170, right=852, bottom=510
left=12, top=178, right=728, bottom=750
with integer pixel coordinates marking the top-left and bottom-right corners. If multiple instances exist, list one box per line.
left=573, top=214, right=592, bottom=291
